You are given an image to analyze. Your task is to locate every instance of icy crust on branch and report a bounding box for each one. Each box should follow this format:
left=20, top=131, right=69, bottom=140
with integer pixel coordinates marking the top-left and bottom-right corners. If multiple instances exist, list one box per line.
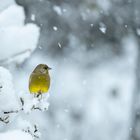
left=0, top=4, right=40, bottom=64
left=0, top=130, right=33, bottom=140
left=19, top=92, right=50, bottom=113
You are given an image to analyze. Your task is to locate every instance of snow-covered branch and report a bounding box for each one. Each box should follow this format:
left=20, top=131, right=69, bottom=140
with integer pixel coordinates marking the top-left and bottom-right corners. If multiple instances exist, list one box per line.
left=0, top=66, right=49, bottom=139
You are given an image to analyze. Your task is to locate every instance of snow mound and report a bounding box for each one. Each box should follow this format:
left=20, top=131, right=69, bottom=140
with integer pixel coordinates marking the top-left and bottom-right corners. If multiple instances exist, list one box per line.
left=19, top=91, right=50, bottom=113
left=0, top=5, right=24, bottom=27
left=0, top=67, right=19, bottom=111
left=0, top=24, right=39, bottom=63
left=0, top=0, right=15, bottom=12
left=0, top=4, right=40, bottom=64
left=0, top=130, right=33, bottom=140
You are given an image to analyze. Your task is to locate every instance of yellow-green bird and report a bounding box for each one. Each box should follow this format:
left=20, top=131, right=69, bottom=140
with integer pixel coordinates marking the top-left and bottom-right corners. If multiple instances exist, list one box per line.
left=29, top=64, right=51, bottom=96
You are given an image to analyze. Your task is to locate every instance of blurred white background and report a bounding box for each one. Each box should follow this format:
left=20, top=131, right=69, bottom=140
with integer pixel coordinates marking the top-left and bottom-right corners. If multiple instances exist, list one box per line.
left=0, top=0, right=140, bottom=140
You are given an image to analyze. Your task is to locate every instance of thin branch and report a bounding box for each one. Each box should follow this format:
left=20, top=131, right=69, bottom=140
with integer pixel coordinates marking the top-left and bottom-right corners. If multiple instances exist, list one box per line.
left=0, top=116, right=9, bottom=124
left=4, top=110, right=19, bottom=114
left=31, top=105, right=42, bottom=111
left=23, top=125, right=40, bottom=139
left=34, top=125, right=38, bottom=133
left=20, top=97, right=24, bottom=106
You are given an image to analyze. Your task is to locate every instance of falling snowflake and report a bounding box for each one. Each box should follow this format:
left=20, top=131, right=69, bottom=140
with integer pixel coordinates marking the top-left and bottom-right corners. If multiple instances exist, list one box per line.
left=31, top=14, right=35, bottom=21
left=124, top=24, right=128, bottom=28
left=53, top=6, right=62, bottom=15
left=90, top=24, right=94, bottom=27
left=136, top=28, right=140, bottom=36
left=53, top=26, right=58, bottom=31
left=99, top=22, right=107, bottom=34
left=38, top=46, right=42, bottom=49
left=62, top=8, right=67, bottom=13
left=58, top=42, right=62, bottom=48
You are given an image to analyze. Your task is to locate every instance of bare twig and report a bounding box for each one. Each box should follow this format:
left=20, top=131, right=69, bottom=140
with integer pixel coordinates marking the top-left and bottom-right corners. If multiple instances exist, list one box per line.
left=34, top=125, right=38, bottom=133
left=20, top=97, right=24, bottom=107
left=4, top=110, right=19, bottom=114
left=0, top=116, right=9, bottom=124
left=23, top=125, right=40, bottom=139
left=31, top=105, right=42, bottom=111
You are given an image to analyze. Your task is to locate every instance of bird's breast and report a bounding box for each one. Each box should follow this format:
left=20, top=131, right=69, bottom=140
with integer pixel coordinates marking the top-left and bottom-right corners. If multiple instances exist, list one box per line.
left=29, top=73, right=50, bottom=94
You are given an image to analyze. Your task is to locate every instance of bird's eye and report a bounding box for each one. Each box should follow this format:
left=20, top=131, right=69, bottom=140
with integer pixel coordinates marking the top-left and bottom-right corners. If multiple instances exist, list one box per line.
left=44, top=67, right=48, bottom=70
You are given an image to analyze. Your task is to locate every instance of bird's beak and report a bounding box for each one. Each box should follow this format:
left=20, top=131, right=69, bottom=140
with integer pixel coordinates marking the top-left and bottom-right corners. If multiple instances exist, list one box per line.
left=48, top=67, right=52, bottom=70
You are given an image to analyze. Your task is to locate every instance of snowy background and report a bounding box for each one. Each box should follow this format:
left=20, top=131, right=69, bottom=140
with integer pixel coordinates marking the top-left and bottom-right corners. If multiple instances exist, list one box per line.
left=0, top=0, right=140, bottom=140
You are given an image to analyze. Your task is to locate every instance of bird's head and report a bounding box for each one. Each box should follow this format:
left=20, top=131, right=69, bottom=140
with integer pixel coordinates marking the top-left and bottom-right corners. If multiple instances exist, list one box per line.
left=33, top=64, right=51, bottom=74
